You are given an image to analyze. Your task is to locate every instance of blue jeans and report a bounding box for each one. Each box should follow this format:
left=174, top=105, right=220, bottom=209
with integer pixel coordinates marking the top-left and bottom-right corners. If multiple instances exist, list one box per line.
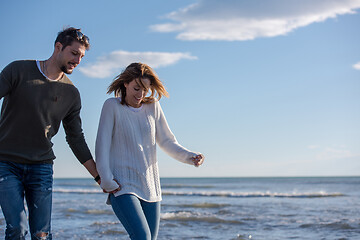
left=0, top=161, right=53, bottom=240
left=109, top=194, right=161, bottom=240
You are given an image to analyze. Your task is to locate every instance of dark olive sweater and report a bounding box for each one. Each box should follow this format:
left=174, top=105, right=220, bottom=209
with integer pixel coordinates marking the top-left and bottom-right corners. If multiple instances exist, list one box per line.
left=0, top=60, right=92, bottom=164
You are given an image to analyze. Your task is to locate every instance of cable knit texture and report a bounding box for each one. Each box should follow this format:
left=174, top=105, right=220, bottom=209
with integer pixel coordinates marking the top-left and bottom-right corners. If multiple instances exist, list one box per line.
left=96, top=98, right=198, bottom=202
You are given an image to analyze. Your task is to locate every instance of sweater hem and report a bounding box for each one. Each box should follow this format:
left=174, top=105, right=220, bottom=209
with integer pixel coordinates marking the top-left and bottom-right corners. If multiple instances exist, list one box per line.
left=113, top=191, right=162, bottom=203
left=0, top=157, right=54, bottom=165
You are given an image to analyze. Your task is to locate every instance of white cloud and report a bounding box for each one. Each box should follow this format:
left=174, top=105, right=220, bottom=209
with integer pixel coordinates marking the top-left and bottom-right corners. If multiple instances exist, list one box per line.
left=353, top=61, right=360, bottom=70
left=315, top=146, right=358, bottom=160
left=150, top=0, right=360, bottom=41
left=79, top=50, right=197, bottom=78
left=316, top=148, right=351, bottom=160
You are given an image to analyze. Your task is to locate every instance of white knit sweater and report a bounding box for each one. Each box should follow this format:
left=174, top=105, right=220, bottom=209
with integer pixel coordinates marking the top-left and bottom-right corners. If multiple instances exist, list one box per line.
left=95, top=98, right=198, bottom=202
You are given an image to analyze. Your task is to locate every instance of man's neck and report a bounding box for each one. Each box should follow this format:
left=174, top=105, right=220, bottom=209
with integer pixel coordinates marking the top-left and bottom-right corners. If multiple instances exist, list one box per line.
left=43, top=58, right=64, bottom=81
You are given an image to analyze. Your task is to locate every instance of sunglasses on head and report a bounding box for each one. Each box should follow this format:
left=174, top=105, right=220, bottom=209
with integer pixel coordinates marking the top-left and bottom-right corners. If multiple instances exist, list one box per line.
left=68, top=29, right=89, bottom=43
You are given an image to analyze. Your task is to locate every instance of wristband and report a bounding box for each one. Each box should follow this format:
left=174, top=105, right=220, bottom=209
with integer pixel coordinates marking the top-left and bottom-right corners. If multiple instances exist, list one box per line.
left=94, top=175, right=100, bottom=182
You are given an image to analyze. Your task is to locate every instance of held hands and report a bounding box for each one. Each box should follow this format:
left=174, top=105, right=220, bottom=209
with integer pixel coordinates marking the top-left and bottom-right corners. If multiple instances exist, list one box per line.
left=191, top=154, right=205, bottom=167
left=102, top=179, right=121, bottom=194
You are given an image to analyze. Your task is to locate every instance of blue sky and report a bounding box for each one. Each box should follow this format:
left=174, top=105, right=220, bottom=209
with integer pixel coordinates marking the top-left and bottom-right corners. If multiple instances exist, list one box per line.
left=0, top=0, right=359, bottom=178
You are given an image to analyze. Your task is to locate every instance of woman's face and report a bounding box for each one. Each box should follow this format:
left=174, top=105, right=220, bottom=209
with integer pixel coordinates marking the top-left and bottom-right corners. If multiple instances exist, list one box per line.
left=124, top=78, right=151, bottom=108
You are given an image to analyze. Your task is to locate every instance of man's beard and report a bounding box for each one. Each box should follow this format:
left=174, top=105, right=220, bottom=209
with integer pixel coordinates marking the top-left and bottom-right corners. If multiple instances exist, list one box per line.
left=61, top=65, right=73, bottom=74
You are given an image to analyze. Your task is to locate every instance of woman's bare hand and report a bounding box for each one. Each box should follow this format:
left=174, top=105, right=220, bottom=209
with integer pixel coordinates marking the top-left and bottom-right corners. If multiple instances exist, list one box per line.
left=191, top=154, right=205, bottom=167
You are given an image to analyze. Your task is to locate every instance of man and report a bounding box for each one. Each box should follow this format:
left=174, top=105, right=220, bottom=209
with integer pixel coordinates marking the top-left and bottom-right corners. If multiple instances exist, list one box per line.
left=0, top=27, right=100, bottom=239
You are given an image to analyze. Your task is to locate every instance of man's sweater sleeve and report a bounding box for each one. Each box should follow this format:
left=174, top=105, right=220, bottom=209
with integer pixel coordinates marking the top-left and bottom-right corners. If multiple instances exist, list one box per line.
left=62, top=91, right=93, bottom=164
left=155, top=101, right=197, bottom=165
left=95, top=99, right=119, bottom=191
left=0, top=62, right=16, bottom=99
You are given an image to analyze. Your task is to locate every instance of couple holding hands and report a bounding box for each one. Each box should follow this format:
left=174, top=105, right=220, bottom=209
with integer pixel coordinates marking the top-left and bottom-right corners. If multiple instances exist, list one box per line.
left=0, top=27, right=204, bottom=240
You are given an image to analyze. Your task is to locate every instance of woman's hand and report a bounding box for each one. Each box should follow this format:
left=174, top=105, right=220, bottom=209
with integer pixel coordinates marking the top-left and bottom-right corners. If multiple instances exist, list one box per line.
left=191, top=154, right=205, bottom=167
left=102, top=179, right=121, bottom=194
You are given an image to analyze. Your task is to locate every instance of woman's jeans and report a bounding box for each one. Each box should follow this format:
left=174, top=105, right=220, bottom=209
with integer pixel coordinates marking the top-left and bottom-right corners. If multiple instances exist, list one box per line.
left=110, top=194, right=160, bottom=240
left=0, top=161, right=53, bottom=240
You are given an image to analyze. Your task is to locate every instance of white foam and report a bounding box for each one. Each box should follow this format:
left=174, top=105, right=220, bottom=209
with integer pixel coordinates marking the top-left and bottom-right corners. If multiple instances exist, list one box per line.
left=53, top=188, right=102, bottom=194
left=162, top=190, right=344, bottom=198
left=161, top=211, right=243, bottom=224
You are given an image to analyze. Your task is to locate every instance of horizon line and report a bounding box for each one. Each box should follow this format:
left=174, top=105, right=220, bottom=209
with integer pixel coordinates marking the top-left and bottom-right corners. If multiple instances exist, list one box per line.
left=54, top=175, right=360, bottom=179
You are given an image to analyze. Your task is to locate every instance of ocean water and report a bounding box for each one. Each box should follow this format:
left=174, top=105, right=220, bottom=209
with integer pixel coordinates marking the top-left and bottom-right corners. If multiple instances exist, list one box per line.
left=0, top=177, right=359, bottom=239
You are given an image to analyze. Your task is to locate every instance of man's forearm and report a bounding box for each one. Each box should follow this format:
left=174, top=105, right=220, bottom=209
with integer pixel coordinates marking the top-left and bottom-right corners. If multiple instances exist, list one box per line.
left=82, top=159, right=99, bottom=181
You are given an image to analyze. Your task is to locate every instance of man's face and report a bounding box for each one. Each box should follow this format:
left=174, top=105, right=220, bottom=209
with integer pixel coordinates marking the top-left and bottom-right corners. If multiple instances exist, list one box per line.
left=57, top=41, right=86, bottom=74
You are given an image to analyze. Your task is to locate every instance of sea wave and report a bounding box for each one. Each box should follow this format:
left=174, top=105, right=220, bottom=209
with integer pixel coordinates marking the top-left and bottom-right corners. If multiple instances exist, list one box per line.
left=162, top=191, right=345, bottom=198
left=179, top=202, right=231, bottom=208
left=162, top=184, right=214, bottom=189
left=163, top=202, right=230, bottom=209
left=100, top=229, right=127, bottom=236
left=53, top=188, right=102, bottom=194
left=53, top=188, right=345, bottom=198
left=300, top=221, right=359, bottom=231
left=65, top=208, right=113, bottom=215
left=91, top=221, right=119, bottom=226
left=161, top=211, right=243, bottom=224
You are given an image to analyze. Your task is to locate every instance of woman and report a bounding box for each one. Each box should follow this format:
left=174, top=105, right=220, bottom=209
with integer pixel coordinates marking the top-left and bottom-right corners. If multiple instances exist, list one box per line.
left=95, top=62, right=204, bottom=239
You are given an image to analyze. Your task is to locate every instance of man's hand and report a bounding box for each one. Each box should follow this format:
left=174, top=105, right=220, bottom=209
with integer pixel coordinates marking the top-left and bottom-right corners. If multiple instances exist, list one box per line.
left=102, top=179, right=121, bottom=194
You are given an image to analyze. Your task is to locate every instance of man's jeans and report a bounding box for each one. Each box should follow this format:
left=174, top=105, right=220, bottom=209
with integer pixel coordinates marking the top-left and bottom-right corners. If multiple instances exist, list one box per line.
left=0, top=161, right=53, bottom=240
